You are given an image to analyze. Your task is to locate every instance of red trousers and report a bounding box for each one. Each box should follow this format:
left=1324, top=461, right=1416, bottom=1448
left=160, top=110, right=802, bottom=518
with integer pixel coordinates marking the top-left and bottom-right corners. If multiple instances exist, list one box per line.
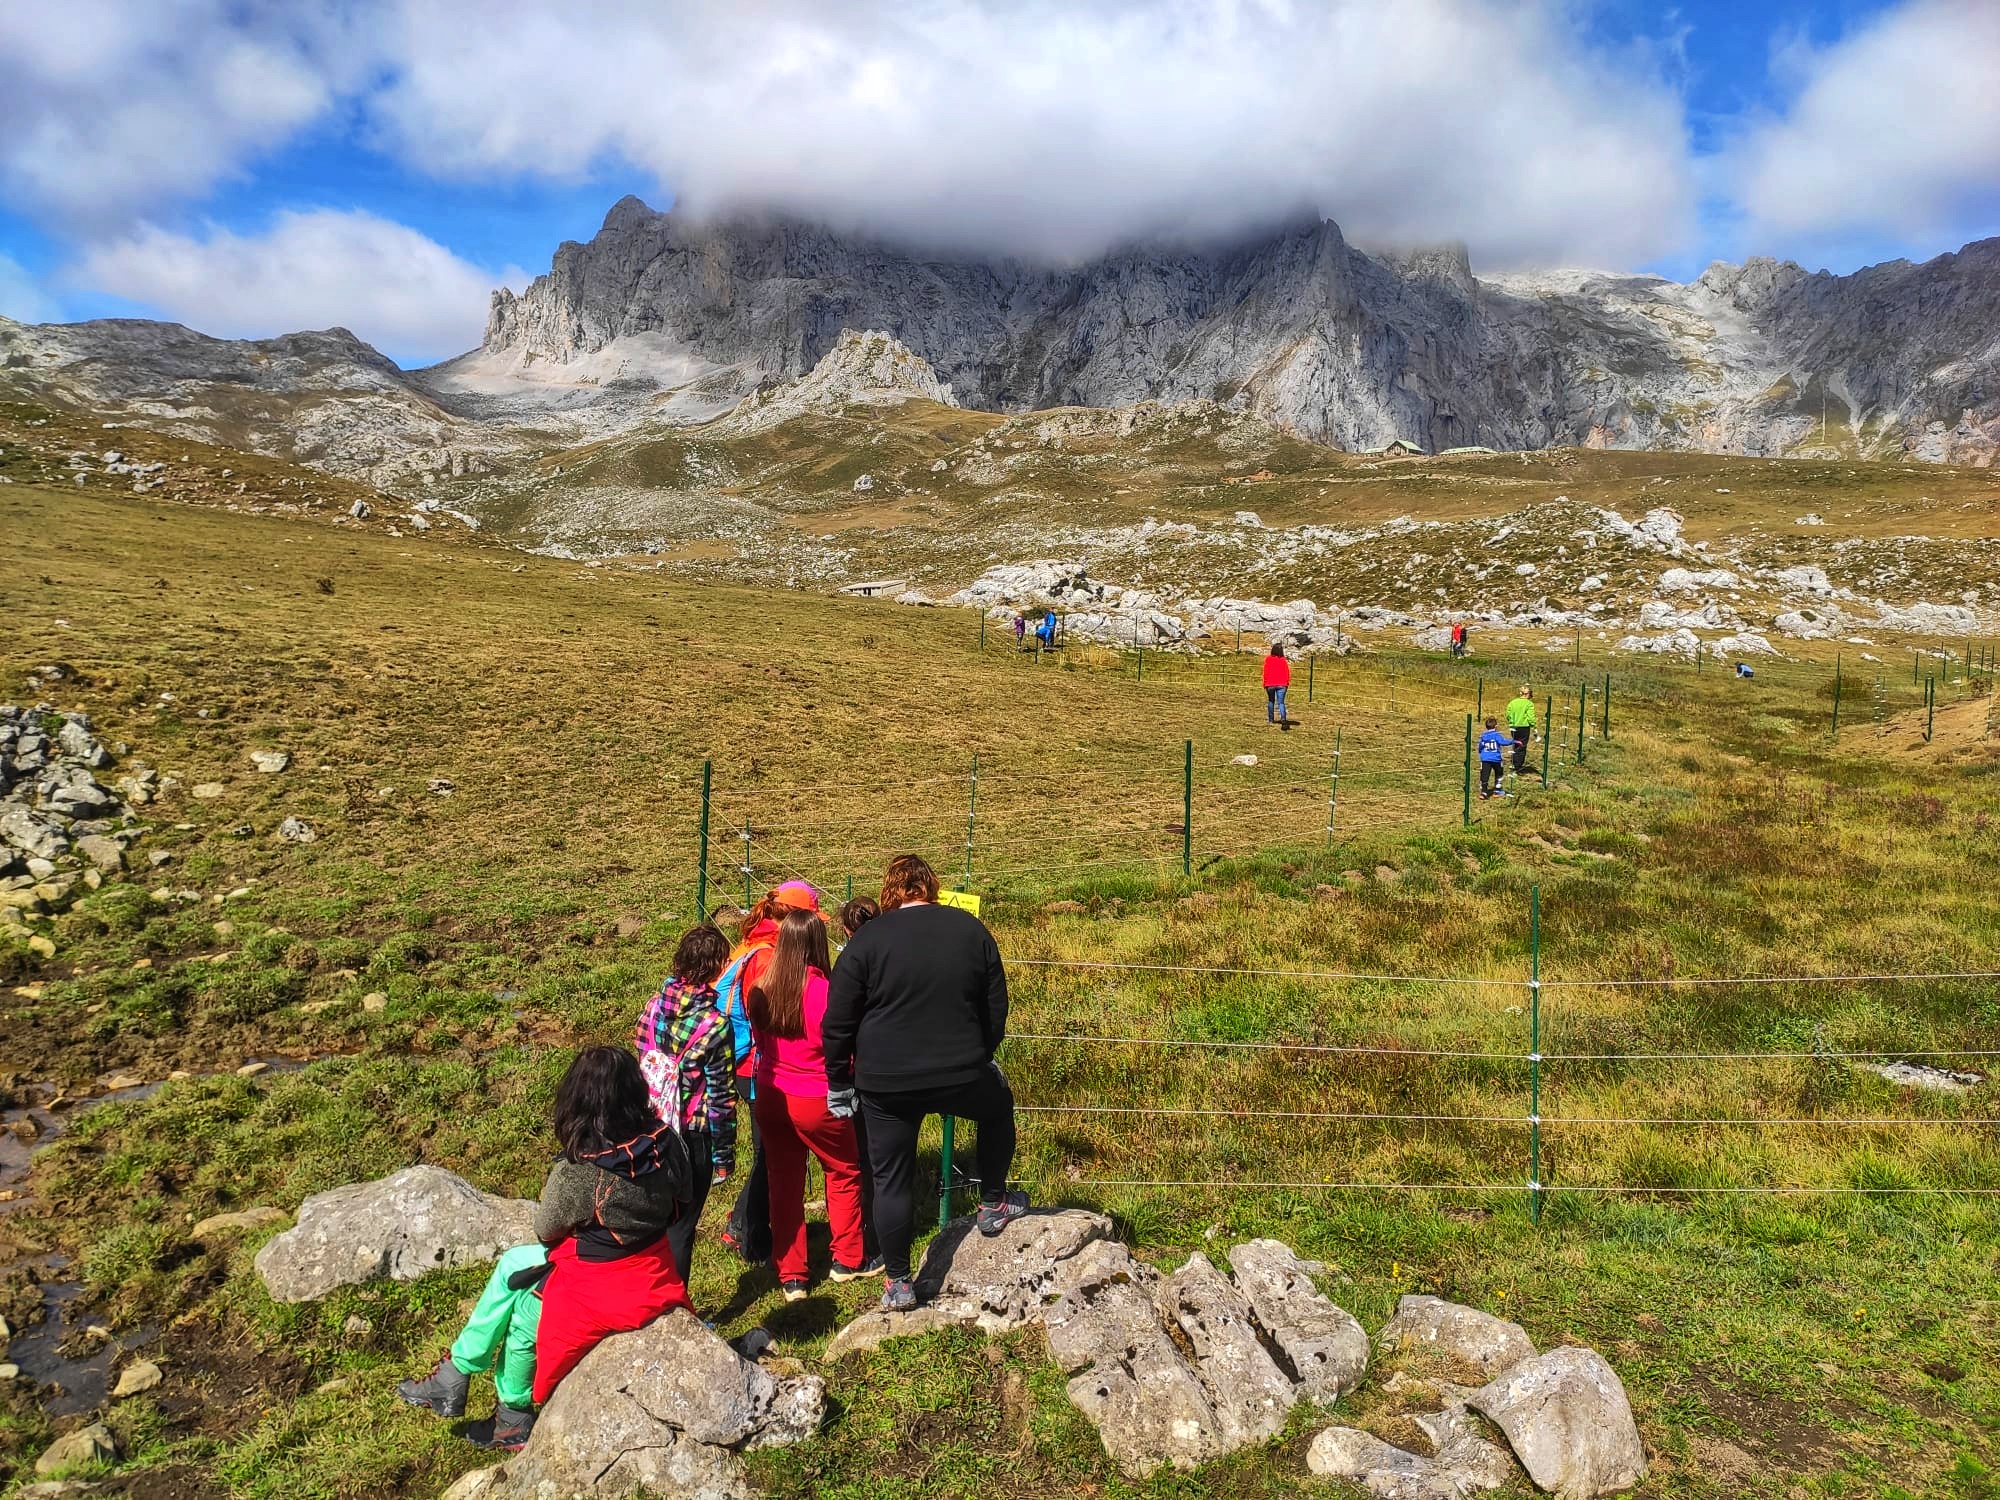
left=532, top=1233, right=690, bottom=1405
left=756, top=1086, right=867, bottom=1283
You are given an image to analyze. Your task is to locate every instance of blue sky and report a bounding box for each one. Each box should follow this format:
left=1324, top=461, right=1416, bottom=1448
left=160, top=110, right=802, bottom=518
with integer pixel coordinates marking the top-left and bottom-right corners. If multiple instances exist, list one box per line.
left=1, top=0, right=1994, bottom=367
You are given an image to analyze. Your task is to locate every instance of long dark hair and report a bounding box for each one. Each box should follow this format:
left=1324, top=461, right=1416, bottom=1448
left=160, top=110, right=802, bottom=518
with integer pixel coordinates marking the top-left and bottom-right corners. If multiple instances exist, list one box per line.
left=552, top=1046, right=657, bottom=1160
left=748, top=909, right=830, bottom=1041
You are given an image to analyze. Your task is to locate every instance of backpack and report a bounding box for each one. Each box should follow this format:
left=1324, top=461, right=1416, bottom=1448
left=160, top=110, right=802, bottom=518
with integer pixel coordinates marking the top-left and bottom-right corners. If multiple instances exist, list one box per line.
left=713, top=942, right=770, bottom=1073
left=638, top=999, right=730, bottom=1129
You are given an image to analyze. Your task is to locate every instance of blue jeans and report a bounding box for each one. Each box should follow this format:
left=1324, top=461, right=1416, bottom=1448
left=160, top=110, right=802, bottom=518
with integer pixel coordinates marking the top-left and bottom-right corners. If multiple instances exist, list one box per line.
left=1267, top=686, right=1287, bottom=721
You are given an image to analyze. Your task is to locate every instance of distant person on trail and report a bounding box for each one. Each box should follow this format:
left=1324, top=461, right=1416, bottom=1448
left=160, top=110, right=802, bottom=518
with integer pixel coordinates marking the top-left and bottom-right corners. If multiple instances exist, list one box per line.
left=633, top=923, right=738, bottom=1282
left=397, top=1045, right=693, bottom=1451
left=1736, top=662, right=1754, bottom=679
left=1450, top=622, right=1466, bottom=659
left=1036, top=609, right=1056, bottom=646
left=1478, top=716, right=1510, bottom=799
left=748, top=910, right=882, bottom=1300
left=822, top=854, right=1025, bottom=1313
left=1264, top=643, right=1292, bottom=725
left=1013, top=613, right=1026, bottom=647
left=715, top=882, right=826, bottom=1266
left=1504, top=686, right=1537, bottom=774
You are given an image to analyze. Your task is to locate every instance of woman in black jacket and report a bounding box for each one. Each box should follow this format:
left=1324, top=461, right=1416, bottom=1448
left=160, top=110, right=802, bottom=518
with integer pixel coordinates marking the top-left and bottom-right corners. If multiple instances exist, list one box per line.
left=822, top=855, right=1027, bottom=1311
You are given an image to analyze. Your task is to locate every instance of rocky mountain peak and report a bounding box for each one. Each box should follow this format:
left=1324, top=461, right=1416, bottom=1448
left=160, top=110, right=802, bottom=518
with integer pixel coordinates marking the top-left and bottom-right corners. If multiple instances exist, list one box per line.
left=718, top=329, right=958, bottom=433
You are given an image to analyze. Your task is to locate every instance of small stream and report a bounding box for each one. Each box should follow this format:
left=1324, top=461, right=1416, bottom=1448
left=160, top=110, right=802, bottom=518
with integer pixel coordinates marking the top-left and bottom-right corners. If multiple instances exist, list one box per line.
left=2, top=1059, right=309, bottom=1417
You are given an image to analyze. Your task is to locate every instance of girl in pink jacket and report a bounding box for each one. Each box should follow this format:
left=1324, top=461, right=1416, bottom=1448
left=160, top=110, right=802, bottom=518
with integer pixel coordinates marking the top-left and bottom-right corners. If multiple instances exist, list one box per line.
left=747, top=909, right=880, bottom=1298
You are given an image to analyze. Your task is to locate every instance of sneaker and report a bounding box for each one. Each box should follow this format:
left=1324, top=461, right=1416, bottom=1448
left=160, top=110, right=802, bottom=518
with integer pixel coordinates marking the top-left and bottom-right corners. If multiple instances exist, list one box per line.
left=881, top=1277, right=918, bottom=1312
left=396, top=1356, right=470, bottom=1419
left=829, top=1255, right=885, bottom=1283
left=780, top=1281, right=809, bottom=1303
left=465, top=1403, right=535, bottom=1451
left=975, top=1188, right=1030, bottom=1237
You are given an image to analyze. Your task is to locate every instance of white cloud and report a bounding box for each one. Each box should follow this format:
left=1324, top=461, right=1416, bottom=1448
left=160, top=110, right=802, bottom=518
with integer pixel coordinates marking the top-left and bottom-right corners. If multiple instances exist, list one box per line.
left=69, top=209, right=521, bottom=364
left=0, top=0, right=371, bottom=230
left=362, top=0, right=1698, bottom=268
left=1724, top=0, right=2000, bottom=254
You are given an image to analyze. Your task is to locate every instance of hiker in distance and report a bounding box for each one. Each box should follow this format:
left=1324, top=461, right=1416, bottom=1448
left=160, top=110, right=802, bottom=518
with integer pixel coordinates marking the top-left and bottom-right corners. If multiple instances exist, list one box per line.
left=1504, top=684, right=1538, bottom=775
left=1478, top=716, right=1511, bottom=799
left=1263, top=641, right=1292, bottom=728
left=398, top=1044, right=694, bottom=1450
left=822, top=854, right=1026, bottom=1312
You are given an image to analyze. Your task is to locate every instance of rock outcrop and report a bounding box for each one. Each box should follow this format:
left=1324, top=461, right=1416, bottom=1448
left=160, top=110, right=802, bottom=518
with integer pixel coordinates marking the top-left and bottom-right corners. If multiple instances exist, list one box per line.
left=442, top=1310, right=823, bottom=1500
left=827, top=1213, right=1367, bottom=1477
left=714, top=329, right=957, bottom=434
left=254, top=1166, right=537, bottom=1303
left=475, top=199, right=2000, bottom=462
left=1, top=702, right=151, bottom=955
left=1376, top=1295, right=1539, bottom=1384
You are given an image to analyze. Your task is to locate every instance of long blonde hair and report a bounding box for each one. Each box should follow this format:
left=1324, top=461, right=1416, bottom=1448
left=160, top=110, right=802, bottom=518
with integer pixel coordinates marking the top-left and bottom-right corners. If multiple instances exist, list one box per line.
left=748, top=909, right=830, bottom=1040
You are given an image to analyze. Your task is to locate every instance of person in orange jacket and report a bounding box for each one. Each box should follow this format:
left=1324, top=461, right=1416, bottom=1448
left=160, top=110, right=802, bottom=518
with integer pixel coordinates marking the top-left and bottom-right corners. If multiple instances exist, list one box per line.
left=1263, top=643, right=1292, bottom=725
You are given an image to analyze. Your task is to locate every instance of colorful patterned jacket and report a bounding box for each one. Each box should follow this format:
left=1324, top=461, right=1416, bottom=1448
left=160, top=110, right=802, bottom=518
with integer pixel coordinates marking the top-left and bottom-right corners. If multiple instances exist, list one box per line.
left=634, top=978, right=738, bottom=1174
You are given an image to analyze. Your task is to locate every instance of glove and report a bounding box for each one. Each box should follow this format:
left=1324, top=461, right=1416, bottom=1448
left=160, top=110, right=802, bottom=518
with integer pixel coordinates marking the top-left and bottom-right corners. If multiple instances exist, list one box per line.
left=827, top=1087, right=857, bottom=1119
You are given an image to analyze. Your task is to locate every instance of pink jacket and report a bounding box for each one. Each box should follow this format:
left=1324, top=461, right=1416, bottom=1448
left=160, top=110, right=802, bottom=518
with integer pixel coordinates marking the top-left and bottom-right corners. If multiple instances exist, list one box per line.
left=754, top=967, right=833, bottom=1098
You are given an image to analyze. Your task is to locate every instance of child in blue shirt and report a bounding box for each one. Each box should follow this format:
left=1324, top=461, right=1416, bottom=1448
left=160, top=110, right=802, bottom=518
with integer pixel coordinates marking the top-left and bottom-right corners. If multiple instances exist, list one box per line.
left=1478, top=717, right=1510, bottom=799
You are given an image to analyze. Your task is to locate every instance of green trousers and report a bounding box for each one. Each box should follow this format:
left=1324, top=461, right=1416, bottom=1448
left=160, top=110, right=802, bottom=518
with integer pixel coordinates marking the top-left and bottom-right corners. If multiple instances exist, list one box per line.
left=449, top=1243, right=546, bottom=1410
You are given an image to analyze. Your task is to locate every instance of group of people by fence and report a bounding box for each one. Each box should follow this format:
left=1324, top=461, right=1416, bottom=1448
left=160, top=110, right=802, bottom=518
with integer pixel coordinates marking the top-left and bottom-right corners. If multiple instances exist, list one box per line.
left=395, top=854, right=1022, bottom=1450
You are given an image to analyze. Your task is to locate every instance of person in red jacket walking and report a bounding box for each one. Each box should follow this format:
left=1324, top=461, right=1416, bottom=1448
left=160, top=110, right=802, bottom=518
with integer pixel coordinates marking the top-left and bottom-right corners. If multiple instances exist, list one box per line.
left=1263, top=643, right=1292, bottom=726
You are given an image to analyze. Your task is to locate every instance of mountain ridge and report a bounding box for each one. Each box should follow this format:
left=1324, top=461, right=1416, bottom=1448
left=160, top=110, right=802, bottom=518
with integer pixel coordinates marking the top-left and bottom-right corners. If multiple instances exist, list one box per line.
left=477, top=198, right=2000, bottom=465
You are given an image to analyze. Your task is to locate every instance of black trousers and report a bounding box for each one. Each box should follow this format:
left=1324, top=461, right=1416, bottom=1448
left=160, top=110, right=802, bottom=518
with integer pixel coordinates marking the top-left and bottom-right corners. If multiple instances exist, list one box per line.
left=1511, top=726, right=1531, bottom=772
left=666, top=1131, right=714, bottom=1285
left=1480, top=761, right=1502, bottom=795
left=725, top=1076, right=771, bottom=1261
left=860, top=1064, right=1017, bottom=1281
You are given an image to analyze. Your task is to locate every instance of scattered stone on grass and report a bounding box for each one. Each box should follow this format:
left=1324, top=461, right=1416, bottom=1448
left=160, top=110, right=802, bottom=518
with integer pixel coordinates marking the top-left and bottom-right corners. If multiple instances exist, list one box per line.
left=1467, top=1346, right=1647, bottom=1497
left=112, top=1358, right=163, bottom=1397
left=1377, top=1294, right=1538, bottom=1381
left=1226, top=1238, right=1369, bottom=1402
left=361, top=990, right=387, bottom=1012
left=35, top=1422, right=119, bottom=1475
left=441, top=1309, right=823, bottom=1500
left=276, top=816, right=317, bottom=843
left=254, top=1165, right=536, bottom=1302
left=250, top=750, right=291, bottom=773
left=1863, top=1061, right=1984, bottom=1091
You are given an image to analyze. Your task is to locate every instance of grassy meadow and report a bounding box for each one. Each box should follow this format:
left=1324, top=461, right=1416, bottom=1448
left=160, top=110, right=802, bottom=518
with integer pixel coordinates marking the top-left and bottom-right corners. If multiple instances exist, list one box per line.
left=2, top=480, right=1998, bottom=1498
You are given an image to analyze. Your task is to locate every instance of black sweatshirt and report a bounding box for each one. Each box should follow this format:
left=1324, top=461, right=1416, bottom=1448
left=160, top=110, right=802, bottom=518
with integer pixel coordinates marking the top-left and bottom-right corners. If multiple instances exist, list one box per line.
left=822, top=902, right=1009, bottom=1093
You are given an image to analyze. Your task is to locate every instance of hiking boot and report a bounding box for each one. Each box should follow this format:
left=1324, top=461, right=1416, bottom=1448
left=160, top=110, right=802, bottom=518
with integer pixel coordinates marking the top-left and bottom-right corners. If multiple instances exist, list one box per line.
left=780, top=1281, right=809, bottom=1303
left=397, top=1356, right=470, bottom=1419
left=465, top=1403, right=535, bottom=1451
left=881, top=1277, right=918, bottom=1312
left=829, top=1255, right=884, bottom=1282
left=975, top=1188, right=1030, bottom=1237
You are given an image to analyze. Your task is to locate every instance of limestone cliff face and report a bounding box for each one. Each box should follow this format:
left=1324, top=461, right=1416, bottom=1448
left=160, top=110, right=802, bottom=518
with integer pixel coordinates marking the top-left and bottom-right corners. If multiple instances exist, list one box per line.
left=481, top=198, right=2000, bottom=463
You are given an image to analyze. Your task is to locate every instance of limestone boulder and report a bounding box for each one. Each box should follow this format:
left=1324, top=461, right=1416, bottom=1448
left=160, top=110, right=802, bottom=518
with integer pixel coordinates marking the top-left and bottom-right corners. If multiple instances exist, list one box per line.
left=443, top=1309, right=823, bottom=1499
left=1226, top=1238, right=1369, bottom=1402
left=35, top=1423, right=118, bottom=1475
left=254, top=1165, right=536, bottom=1302
left=1378, top=1295, right=1537, bottom=1382
left=825, top=1208, right=1113, bottom=1357
left=1159, top=1253, right=1296, bottom=1448
left=1307, top=1406, right=1516, bottom=1499
left=1468, top=1346, right=1647, bottom=1497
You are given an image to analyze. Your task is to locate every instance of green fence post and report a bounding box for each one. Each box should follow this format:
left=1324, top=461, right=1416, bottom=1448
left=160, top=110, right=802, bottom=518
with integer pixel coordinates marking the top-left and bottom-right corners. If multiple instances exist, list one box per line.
left=1462, top=713, right=1473, bottom=826
left=1182, top=740, right=1193, bottom=877
left=1577, top=686, right=1588, bottom=765
left=1541, top=696, right=1552, bottom=787
left=1529, top=884, right=1543, bottom=1226
left=1927, top=676, right=1936, bottom=741
left=1574, top=626, right=1581, bottom=667
left=1601, top=674, right=1611, bottom=740
left=845, top=874, right=854, bottom=902
left=696, top=759, right=712, bottom=917
left=1477, top=676, right=1484, bottom=720
left=979, top=610, right=986, bottom=651
left=963, top=753, right=979, bottom=889
left=938, top=1116, right=956, bottom=1227
left=1832, top=657, right=1842, bottom=735
left=1325, top=729, right=1341, bottom=847
left=741, top=816, right=752, bottom=912
left=1308, top=654, right=1315, bottom=705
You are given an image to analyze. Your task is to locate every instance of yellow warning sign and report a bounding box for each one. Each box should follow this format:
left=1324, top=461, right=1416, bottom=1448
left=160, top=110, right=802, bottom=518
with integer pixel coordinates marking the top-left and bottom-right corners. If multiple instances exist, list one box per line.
left=938, top=889, right=982, bottom=917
